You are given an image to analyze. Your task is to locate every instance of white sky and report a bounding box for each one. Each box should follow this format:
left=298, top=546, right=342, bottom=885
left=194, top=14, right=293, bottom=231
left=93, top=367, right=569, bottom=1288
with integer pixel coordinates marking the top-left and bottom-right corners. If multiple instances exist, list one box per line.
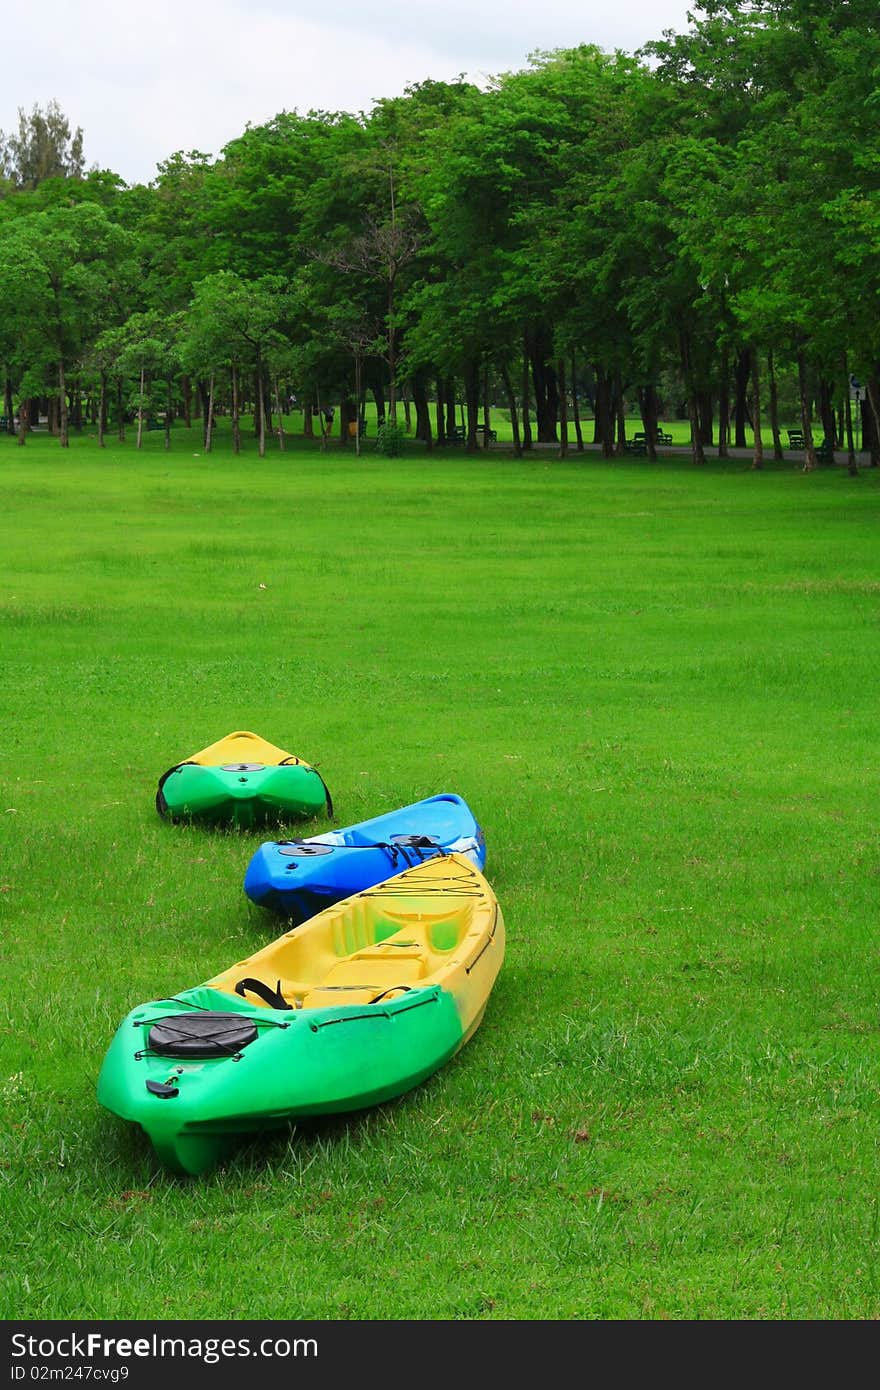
left=0, top=0, right=697, bottom=187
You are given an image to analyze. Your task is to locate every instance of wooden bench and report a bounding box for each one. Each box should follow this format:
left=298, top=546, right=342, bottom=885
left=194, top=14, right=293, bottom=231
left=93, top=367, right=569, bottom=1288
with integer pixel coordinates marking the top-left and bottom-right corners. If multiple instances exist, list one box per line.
left=625, top=428, right=672, bottom=455
left=787, top=429, right=834, bottom=460
left=445, top=425, right=465, bottom=444
left=477, top=421, right=498, bottom=443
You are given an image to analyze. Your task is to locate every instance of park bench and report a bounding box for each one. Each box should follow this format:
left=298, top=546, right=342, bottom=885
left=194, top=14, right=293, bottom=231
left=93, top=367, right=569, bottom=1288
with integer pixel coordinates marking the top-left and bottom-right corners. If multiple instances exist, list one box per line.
left=816, top=438, right=836, bottom=462
left=625, top=427, right=672, bottom=455
left=787, top=429, right=835, bottom=461
left=445, top=425, right=465, bottom=444
left=477, top=421, right=498, bottom=443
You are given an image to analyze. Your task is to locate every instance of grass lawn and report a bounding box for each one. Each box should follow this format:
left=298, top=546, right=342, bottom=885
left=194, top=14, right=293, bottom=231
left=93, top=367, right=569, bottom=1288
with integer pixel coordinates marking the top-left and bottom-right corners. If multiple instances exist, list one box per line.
left=2, top=423, right=879, bottom=1321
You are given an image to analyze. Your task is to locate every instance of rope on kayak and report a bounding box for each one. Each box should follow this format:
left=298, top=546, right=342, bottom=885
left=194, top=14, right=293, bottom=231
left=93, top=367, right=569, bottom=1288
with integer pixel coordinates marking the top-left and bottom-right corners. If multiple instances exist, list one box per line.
left=135, top=996, right=293, bottom=1029
left=308, top=988, right=440, bottom=1030
left=135, top=1014, right=260, bottom=1062
left=464, top=904, right=501, bottom=973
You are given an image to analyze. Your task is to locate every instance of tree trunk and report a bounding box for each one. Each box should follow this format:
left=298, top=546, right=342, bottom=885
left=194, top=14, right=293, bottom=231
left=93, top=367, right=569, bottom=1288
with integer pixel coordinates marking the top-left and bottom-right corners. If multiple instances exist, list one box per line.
left=818, top=377, right=836, bottom=452
left=434, top=376, right=446, bottom=446
left=353, top=354, right=363, bottom=457
left=841, top=353, right=857, bottom=476
left=273, top=376, right=285, bottom=451
left=767, top=349, right=782, bottom=460
left=434, top=376, right=446, bottom=445
left=181, top=374, right=192, bottom=428
left=2, top=372, right=13, bottom=431
left=464, top=358, right=479, bottom=454
left=865, top=372, right=880, bottom=467
left=796, top=349, right=817, bottom=472
left=570, top=354, right=583, bottom=451
left=680, top=329, right=706, bottom=465
left=58, top=357, right=69, bottom=447
left=557, top=358, right=569, bottom=459
left=165, top=379, right=173, bottom=451
left=232, top=362, right=241, bottom=454
left=697, top=388, right=714, bottom=445
left=613, top=368, right=626, bottom=457
left=97, top=373, right=106, bottom=448
left=718, top=347, right=730, bottom=459
left=387, top=277, right=398, bottom=425
left=520, top=339, right=532, bottom=450
left=117, top=378, right=125, bottom=441
left=339, top=396, right=353, bottom=448
left=481, top=361, right=491, bottom=450
left=17, top=398, right=28, bottom=446
left=638, top=384, right=658, bottom=461
left=500, top=361, right=521, bottom=457
left=315, top=386, right=328, bottom=451
left=373, top=381, right=386, bottom=427
left=750, top=346, right=763, bottom=471
left=444, top=379, right=455, bottom=437
left=734, top=347, right=751, bottom=448
left=264, top=371, right=273, bottom=439
left=136, top=363, right=145, bottom=449
left=257, top=357, right=266, bottom=457
left=529, top=329, right=558, bottom=443
left=594, top=365, right=614, bottom=458
left=205, top=374, right=215, bottom=452
left=412, top=371, right=432, bottom=448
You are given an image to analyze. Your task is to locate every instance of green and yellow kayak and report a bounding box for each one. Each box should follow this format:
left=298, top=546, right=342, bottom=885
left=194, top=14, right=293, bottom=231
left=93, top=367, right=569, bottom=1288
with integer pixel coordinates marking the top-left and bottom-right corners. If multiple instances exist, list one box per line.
left=155, top=730, right=332, bottom=828
left=97, top=854, right=505, bottom=1176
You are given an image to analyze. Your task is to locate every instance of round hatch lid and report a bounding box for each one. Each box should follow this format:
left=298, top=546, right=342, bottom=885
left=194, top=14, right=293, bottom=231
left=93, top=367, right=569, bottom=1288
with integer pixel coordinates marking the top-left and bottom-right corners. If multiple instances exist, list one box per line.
left=220, top=761, right=265, bottom=772
left=277, top=841, right=335, bottom=857
left=148, top=1012, right=258, bottom=1058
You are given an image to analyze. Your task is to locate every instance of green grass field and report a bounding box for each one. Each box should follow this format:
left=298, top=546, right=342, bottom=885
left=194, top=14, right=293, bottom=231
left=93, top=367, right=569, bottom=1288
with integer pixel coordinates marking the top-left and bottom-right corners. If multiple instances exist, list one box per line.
left=2, top=423, right=879, bottom=1321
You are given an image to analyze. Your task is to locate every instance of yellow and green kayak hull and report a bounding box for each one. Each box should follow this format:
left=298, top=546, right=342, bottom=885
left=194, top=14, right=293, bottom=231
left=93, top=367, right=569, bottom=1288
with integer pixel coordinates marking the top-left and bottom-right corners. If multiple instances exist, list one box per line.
left=97, top=855, right=504, bottom=1175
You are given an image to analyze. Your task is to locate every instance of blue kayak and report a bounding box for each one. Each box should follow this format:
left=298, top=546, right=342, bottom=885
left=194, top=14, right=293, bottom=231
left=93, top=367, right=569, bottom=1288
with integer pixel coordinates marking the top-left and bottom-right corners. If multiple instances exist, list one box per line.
left=243, top=792, right=486, bottom=922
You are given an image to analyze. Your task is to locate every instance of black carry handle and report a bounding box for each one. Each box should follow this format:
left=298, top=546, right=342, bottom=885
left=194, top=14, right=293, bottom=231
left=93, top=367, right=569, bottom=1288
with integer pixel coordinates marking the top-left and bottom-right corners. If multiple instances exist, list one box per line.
left=234, top=977, right=293, bottom=1010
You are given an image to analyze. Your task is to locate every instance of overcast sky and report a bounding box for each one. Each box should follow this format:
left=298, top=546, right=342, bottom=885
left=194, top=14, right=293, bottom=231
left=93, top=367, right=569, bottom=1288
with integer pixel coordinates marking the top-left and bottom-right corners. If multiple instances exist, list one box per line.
left=0, top=0, right=698, bottom=187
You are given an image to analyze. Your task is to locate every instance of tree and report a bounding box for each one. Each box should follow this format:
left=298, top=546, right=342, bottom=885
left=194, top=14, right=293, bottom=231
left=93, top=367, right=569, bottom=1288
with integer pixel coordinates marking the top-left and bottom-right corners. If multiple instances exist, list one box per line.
left=0, top=101, right=85, bottom=189
left=0, top=202, right=134, bottom=445
left=181, top=272, right=291, bottom=455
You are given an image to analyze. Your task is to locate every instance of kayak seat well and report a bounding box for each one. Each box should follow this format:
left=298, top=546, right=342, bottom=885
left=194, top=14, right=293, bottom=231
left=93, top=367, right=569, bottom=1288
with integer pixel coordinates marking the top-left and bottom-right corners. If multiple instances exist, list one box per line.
left=211, top=907, right=475, bottom=1012
left=301, top=954, right=427, bottom=1009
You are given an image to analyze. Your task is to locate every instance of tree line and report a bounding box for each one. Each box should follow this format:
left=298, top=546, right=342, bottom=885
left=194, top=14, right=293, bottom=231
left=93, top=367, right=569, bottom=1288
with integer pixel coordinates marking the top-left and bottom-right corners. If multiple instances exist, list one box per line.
left=1, top=0, right=878, bottom=471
